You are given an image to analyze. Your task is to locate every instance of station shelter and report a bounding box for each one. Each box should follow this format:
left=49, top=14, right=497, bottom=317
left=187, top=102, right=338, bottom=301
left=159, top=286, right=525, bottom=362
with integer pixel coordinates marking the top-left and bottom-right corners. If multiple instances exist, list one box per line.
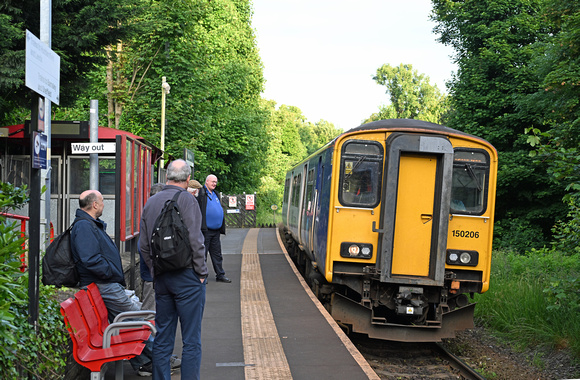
left=0, top=121, right=162, bottom=287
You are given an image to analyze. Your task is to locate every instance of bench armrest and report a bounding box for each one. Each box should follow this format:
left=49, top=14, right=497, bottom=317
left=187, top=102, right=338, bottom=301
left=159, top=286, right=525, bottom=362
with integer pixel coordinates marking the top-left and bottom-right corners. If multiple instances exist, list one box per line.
left=103, top=321, right=157, bottom=348
left=113, top=310, right=156, bottom=323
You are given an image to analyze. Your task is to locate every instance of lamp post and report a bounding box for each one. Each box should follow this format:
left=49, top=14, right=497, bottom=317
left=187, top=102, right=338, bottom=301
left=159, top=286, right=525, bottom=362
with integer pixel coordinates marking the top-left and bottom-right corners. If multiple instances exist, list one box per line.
left=160, top=76, right=171, bottom=170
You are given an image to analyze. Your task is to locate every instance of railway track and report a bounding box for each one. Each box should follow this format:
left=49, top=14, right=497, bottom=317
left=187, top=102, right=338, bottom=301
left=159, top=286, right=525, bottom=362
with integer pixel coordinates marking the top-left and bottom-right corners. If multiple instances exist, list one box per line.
left=351, top=334, right=486, bottom=380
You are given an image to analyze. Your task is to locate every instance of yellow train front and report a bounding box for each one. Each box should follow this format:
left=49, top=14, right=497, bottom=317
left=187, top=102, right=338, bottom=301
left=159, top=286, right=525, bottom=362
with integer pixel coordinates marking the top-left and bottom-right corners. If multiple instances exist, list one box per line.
left=281, top=119, right=498, bottom=342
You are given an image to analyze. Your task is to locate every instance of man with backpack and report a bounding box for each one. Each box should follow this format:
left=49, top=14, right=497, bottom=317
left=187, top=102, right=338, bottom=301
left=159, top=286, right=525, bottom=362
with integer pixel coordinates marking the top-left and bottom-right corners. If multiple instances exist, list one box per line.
left=140, top=159, right=208, bottom=380
left=70, top=189, right=158, bottom=376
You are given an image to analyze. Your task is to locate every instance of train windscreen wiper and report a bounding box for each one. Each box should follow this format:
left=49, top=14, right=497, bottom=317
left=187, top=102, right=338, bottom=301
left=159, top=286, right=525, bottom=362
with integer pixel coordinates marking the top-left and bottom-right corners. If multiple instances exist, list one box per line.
left=465, top=164, right=482, bottom=192
left=344, top=155, right=366, bottom=182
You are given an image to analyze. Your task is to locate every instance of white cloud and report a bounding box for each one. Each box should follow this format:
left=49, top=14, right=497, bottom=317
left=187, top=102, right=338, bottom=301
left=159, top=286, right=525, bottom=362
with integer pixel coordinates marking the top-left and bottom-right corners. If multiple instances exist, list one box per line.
left=252, top=0, right=457, bottom=130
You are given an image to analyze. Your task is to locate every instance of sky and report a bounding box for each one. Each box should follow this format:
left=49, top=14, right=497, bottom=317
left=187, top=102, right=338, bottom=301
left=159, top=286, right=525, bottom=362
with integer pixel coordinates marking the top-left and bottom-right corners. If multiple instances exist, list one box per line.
left=251, top=0, right=457, bottom=131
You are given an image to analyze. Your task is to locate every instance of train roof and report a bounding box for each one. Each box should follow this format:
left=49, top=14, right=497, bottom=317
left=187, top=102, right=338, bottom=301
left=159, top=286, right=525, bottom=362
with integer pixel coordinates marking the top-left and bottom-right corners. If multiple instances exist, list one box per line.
left=289, top=119, right=496, bottom=173
left=344, top=119, right=476, bottom=140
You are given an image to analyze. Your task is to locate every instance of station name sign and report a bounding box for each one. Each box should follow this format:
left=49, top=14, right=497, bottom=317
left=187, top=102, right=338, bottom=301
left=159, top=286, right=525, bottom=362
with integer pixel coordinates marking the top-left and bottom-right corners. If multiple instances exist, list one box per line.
left=25, top=30, right=60, bottom=104
left=71, top=142, right=116, bottom=154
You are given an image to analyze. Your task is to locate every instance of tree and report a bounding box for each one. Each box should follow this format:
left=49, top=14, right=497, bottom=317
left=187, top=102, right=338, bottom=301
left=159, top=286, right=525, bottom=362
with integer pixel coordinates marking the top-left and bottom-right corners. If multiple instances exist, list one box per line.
left=520, top=0, right=580, bottom=254
left=71, top=0, right=270, bottom=194
left=431, top=0, right=567, bottom=251
left=0, top=0, right=138, bottom=125
left=365, top=63, right=449, bottom=124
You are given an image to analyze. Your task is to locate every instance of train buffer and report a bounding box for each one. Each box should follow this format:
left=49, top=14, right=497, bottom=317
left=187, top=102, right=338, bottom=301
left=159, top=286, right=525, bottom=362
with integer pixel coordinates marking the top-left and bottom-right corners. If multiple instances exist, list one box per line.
left=107, top=227, right=378, bottom=379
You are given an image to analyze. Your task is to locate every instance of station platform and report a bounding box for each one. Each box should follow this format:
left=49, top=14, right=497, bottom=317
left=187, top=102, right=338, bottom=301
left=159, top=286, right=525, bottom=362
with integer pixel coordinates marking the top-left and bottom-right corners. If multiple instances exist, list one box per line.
left=108, top=227, right=378, bottom=379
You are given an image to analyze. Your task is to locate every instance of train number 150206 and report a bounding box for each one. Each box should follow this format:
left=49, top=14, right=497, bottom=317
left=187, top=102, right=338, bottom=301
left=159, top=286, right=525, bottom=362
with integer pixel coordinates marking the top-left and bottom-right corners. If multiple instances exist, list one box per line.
left=452, top=230, right=479, bottom=238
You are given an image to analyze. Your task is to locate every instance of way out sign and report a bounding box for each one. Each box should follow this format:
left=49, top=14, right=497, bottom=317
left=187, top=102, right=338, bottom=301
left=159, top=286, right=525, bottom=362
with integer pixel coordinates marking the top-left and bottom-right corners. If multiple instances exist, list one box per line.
left=71, top=142, right=116, bottom=154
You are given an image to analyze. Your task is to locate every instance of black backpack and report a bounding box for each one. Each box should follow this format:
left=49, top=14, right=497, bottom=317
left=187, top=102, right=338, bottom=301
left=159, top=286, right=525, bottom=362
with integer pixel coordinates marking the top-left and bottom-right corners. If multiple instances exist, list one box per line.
left=42, top=222, right=79, bottom=288
left=151, top=191, right=192, bottom=275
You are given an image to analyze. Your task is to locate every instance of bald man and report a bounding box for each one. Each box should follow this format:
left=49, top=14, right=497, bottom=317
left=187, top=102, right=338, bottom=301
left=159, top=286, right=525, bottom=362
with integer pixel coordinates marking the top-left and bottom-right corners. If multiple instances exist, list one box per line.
left=196, top=174, right=230, bottom=283
left=70, top=189, right=154, bottom=375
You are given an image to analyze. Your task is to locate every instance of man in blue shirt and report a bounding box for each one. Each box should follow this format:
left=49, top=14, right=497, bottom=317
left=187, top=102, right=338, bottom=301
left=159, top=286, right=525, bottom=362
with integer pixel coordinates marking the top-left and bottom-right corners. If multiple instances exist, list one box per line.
left=196, top=174, right=231, bottom=283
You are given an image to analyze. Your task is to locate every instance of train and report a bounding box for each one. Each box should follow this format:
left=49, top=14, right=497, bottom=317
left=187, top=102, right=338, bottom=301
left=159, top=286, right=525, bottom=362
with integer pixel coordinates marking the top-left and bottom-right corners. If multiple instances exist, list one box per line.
left=280, top=119, right=498, bottom=342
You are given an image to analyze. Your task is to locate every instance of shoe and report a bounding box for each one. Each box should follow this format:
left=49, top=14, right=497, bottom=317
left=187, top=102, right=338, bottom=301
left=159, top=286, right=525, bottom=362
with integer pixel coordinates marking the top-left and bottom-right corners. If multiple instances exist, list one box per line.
left=216, top=276, right=231, bottom=283
left=138, top=357, right=179, bottom=376
left=170, top=354, right=182, bottom=369
left=138, top=362, right=153, bottom=376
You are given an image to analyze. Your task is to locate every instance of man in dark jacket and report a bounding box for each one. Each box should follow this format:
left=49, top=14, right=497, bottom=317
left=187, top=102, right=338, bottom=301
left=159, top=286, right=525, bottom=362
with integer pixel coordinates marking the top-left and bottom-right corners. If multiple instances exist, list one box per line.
left=140, top=159, right=207, bottom=380
left=70, top=189, right=155, bottom=376
left=196, top=174, right=231, bottom=283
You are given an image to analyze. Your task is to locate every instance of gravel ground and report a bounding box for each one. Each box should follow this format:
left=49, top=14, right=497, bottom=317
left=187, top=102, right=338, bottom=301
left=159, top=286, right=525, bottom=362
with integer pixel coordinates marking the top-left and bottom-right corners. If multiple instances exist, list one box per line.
left=440, top=326, right=580, bottom=380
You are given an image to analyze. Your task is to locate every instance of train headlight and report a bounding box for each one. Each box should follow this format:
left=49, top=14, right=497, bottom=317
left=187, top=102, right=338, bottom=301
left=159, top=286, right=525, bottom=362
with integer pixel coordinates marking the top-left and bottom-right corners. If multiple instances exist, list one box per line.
left=446, top=249, right=478, bottom=266
left=341, top=242, right=373, bottom=259
left=460, top=252, right=471, bottom=264
left=348, top=245, right=360, bottom=256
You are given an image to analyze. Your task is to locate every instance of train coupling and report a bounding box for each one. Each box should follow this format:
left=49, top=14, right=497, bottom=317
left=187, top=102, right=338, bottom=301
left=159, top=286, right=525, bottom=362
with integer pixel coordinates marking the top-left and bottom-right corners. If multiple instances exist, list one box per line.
left=395, top=286, right=426, bottom=316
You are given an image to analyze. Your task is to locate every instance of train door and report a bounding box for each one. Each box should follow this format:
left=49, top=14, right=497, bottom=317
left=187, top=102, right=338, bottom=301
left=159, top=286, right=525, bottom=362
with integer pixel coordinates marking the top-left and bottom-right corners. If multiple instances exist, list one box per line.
left=378, top=134, right=453, bottom=286
left=300, top=166, right=315, bottom=250
left=309, top=157, right=323, bottom=253
left=296, top=164, right=308, bottom=243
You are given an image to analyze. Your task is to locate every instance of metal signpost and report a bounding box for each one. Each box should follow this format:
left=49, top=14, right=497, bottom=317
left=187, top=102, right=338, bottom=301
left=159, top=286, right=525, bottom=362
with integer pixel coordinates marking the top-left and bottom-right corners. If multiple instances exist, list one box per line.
left=25, top=28, right=60, bottom=328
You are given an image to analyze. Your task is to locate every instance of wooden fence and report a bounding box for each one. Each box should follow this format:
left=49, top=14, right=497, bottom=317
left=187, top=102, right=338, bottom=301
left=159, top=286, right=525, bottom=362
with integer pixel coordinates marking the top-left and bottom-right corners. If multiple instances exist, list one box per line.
left=220, top=193, right=256, bottom=228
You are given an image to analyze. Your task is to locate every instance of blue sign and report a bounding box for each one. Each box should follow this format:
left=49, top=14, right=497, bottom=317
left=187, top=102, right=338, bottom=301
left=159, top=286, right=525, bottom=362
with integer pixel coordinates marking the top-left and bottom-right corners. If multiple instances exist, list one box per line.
left=32, top=131, right=47, bottom=169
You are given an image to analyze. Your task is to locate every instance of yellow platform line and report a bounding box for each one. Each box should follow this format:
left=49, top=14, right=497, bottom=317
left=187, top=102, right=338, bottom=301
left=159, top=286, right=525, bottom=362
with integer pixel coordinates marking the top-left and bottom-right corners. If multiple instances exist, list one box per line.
left=241, top=228, right=293, bottom=379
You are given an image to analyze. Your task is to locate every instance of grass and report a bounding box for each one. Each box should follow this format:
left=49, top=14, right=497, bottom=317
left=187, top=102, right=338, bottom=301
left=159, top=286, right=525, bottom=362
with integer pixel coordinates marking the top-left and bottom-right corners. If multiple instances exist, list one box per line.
left=473, top=249, right=580, bottom=359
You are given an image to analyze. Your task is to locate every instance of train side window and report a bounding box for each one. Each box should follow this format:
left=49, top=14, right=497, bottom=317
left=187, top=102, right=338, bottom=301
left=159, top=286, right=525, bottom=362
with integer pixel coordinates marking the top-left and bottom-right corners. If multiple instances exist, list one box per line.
left=339, top=140, right=383, bottom=208
left=283, top=177, right=290, bottom=204
left=451, top=149, right=490, bottom=215
left=305, top=169, right=315, bottom=212
left=291, top=174, right=301, bottom=207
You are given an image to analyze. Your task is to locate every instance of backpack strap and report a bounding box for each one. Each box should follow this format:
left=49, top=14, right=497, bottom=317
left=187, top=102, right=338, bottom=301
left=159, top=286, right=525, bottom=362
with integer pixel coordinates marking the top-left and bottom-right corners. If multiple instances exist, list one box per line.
left=171, top=190, right=183, bottom=203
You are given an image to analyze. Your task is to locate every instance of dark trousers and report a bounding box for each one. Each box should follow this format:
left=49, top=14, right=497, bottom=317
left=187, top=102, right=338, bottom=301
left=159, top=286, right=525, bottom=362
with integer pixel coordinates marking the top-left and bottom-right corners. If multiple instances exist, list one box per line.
left=203, top=229, right=226, bottom=278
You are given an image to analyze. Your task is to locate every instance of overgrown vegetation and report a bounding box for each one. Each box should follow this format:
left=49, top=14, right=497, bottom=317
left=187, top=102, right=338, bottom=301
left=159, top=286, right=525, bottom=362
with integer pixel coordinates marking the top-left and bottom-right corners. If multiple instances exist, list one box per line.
left=0, top=183, right=69, bottom=379
left=474, top=247, right=580, bottom=359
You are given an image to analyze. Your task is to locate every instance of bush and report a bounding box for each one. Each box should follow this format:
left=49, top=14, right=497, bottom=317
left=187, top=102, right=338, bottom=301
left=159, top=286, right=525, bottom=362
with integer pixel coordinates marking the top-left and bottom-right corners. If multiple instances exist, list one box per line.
left=255, top=183, right=283, bottom=226
left=0, top=183, right=69, bottom=379
left=493, top=218, right=547, bottom=254
left=475, top=248, right=580, bottom=357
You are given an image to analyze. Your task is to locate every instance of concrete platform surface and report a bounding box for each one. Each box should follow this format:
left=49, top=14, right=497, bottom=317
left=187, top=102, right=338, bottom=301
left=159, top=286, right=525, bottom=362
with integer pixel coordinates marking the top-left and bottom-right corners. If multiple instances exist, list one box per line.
left=106, top=228, right=377, bottom=380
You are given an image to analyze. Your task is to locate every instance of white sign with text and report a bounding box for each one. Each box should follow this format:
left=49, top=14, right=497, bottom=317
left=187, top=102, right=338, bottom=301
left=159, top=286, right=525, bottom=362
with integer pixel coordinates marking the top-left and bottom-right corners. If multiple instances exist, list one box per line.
left=71, top=142, right=116, bottom=154
left=25, top=30, right=60, bottom=104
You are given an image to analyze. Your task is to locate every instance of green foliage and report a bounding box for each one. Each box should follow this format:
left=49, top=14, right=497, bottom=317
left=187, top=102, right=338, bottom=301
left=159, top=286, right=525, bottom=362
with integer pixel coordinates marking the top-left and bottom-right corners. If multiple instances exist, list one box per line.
left=255, top=101, right=341, bottom=218
left=517, top=1, right=580, bottom=256
left=108, top=0, right=269, bottom=194
left=298, top=119, right=343, bottom=157
left=0, top=0, right=139, bottom=123
left=0, top=183, right=68, bottom=378
left=475, top=249, right=580, bottom=357
left=366, top=63, right=449, bottom=124
left=431, top=0, right=567, bottom=249
left=0, top=182, right=28, bottom=213
left=492, top=218, right=546, bottom=253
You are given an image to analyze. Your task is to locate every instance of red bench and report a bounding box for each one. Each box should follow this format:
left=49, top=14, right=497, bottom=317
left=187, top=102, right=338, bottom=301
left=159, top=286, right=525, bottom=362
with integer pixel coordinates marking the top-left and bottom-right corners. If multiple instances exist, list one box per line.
left=60, top=285, right=156, bottom=380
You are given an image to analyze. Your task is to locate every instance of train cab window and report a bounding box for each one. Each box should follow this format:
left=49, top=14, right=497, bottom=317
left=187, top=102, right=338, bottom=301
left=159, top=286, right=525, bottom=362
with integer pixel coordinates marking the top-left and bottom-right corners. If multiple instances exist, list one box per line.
left=339, top=140, right=383, bottom=208
left=451, top=149, right=490, bottom=215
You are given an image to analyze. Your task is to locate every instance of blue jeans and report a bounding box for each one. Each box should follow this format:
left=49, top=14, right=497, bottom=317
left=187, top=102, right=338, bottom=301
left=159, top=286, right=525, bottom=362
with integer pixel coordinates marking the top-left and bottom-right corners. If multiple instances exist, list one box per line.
left=95, top=282, right=153, bottom=370
left=153, top=268, right=206, bottom=380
